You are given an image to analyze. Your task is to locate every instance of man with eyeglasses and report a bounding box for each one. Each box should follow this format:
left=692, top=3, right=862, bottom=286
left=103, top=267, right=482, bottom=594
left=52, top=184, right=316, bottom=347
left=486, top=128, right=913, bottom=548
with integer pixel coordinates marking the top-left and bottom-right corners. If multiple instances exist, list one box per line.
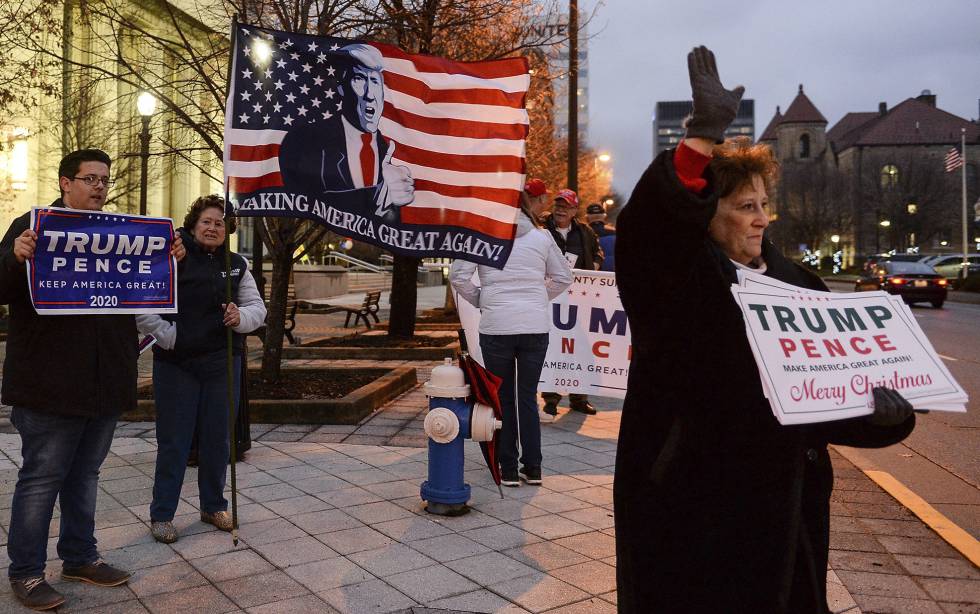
left=0, top=148, right=186, bottom=610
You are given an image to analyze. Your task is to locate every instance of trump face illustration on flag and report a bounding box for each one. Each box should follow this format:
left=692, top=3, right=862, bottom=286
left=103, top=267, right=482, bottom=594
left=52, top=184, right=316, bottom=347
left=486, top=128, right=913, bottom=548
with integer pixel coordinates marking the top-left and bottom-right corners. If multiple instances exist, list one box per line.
left=278, top=43, right=414, bottom=222
left=225, top=24, right=532, bottom=268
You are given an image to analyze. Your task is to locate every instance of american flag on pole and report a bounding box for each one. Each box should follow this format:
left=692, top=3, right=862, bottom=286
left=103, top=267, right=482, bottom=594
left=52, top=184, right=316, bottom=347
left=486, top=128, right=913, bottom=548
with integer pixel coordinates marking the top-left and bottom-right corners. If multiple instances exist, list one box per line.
left=223, top=24, right=529, bottom=268
left=944, top=146, right=963, bottom=172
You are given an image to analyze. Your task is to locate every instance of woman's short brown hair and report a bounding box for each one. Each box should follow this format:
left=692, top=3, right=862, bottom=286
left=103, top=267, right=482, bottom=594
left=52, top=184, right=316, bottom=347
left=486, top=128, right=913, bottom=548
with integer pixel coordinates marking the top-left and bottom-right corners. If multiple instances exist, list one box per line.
left=709, top=137, right=780, bottom=198
left=518, top=190, right=541, bottom=228
left=182, top=195, right=237, bottom=234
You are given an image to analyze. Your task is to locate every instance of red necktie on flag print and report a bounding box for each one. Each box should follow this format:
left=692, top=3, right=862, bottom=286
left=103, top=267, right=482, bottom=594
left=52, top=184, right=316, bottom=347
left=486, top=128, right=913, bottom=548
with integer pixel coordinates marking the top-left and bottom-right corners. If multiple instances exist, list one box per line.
left=731, top=270, right=967, bottom=426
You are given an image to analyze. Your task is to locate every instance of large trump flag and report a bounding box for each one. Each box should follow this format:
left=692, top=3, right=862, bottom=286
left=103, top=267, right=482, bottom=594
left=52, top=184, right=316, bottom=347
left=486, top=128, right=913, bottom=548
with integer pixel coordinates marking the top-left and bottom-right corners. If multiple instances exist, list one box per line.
left=223, top=24, right=530, bottom=268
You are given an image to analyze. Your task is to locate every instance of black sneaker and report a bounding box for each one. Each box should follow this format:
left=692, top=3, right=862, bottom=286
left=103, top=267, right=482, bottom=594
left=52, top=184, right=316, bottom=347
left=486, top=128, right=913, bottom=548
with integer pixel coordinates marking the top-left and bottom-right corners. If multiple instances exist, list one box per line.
left=62, top=559, right=131, bottom=587
left=570, top=401, right=597, bottom=415
left=10, top=577, right=65, bottom=611
left=519, top=466, right=542, bottom=485
left=500, top=468, right=520, bottom=487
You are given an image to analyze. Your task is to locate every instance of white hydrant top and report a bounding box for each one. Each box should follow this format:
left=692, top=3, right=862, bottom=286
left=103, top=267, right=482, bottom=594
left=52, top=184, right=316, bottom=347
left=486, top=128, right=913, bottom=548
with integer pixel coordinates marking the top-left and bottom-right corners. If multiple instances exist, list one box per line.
left=423, top=358, right=471, bottom=398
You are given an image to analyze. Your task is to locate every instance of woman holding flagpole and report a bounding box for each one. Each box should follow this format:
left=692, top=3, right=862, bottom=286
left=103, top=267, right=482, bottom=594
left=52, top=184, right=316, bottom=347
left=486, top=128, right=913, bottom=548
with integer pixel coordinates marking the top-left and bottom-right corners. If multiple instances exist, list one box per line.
left=612, top=47, right=916, bottom=613
left=137, top=195, right=265, bottom=544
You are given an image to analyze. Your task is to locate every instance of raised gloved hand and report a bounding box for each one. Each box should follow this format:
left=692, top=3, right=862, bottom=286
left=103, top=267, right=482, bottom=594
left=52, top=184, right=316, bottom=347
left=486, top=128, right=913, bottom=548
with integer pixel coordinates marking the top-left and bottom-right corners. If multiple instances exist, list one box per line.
left=684, top=46, right=745, bottom=143
left=869, top=387, right=914, bottom=426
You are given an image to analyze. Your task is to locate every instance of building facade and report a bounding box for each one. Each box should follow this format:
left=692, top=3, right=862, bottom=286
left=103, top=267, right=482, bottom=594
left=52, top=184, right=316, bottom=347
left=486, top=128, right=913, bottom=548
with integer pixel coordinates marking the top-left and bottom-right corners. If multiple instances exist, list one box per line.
left=525, top=12, right=589, bottom=144
left=761, top=86, right=980, bottom=265
left=653, top=99, right=755, bottom=157
left=0, top=1, right=224, bottom=241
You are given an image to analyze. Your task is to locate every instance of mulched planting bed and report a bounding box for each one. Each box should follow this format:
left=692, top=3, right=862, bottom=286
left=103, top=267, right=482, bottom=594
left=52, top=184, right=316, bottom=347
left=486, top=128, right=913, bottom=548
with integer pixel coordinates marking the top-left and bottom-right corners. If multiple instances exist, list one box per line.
left=416, top=313, right=461, bottom=324
left=305, top=334, right=456, bottom=348
left=247, top=368, right=387, bottom=399
left=138, top=368, right=388, bottom=400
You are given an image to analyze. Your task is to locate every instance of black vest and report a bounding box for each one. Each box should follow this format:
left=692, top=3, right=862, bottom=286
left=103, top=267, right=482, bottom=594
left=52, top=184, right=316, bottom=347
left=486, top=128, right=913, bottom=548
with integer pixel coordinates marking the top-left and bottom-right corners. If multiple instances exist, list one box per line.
left=153, top=228, right=249, bottom=362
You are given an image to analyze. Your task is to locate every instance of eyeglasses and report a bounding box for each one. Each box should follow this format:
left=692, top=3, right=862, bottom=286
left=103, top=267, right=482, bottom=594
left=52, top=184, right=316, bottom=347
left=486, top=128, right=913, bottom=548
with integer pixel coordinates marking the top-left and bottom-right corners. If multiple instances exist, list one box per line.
left=71, top=175, right=115, bottom=187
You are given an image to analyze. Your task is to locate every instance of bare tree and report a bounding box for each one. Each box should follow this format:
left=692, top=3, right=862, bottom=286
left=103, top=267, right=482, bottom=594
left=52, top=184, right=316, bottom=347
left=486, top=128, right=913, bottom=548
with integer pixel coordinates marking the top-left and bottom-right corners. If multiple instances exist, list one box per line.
left=857, top=150, right=958, bottom=254
left=771, top=161, right=852, bottom=256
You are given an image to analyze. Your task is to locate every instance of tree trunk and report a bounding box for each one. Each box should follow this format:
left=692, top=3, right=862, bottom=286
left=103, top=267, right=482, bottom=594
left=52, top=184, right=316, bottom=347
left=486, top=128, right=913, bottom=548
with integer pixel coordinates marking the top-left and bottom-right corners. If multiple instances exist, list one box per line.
left=443, top=282, right=456, bottom=315
left=388, top=254, right=419, bottom=339
left=260, top=248, right=293, bottom=383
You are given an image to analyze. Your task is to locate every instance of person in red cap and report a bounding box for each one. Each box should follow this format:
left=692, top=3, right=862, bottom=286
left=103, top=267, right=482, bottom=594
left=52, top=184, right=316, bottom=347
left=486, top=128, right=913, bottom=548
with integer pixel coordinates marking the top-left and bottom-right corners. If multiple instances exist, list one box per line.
left=541, top=188, right=603, bottom=418
left=523, top=178, right=551, bottom=222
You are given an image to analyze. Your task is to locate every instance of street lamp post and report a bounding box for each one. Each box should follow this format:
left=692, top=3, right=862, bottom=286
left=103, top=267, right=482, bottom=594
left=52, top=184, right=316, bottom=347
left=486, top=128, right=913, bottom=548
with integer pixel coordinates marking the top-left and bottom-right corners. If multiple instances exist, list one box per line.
left=567, top=0, right=578, bottom=192
left=136, top=92, right=157, bottom=216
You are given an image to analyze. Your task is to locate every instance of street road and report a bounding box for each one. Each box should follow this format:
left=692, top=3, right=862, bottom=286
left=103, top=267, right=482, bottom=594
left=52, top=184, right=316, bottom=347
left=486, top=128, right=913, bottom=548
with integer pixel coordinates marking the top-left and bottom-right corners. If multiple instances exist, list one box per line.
left=837, top=299, right=980, bottom=539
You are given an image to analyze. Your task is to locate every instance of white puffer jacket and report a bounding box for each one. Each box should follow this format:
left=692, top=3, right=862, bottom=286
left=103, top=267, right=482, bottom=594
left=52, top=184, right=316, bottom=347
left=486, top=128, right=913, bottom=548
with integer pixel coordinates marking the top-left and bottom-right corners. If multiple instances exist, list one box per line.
left=450, top=212, right=573, bottom=334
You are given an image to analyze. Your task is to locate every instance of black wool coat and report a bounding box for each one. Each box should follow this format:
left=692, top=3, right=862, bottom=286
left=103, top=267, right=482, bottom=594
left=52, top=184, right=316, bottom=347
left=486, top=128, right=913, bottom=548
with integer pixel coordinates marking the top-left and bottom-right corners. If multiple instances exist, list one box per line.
left=612, top=150, right=914, bottom=614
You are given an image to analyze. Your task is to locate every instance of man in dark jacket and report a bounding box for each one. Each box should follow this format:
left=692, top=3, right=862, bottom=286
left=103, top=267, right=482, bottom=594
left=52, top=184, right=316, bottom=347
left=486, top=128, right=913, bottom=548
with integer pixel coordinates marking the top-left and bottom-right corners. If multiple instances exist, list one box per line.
left=586, top=202, right=615, bottom=237
left=541, top=189, right=603, bottom=417
left=613, top=47, right=914, bottom=614
left=0, top=149, right=185, bottom=611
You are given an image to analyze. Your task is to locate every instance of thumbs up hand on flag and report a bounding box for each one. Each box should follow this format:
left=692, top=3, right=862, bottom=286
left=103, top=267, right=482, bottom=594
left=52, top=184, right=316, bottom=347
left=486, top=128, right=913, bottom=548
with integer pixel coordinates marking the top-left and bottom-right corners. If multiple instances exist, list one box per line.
left=378, top=142, right=414, bottom=212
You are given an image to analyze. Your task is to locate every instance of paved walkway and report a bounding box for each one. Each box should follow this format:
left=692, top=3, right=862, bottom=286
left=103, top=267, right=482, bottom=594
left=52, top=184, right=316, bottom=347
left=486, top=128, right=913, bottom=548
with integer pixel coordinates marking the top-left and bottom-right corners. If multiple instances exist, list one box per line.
left=0, top=390, right=977, bottom=612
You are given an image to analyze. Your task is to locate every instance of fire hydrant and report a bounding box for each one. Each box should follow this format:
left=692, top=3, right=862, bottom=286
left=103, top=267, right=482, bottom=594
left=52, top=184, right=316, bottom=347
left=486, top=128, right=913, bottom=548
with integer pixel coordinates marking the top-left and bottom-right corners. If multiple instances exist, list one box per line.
left=421, top=358, right=502, bottom=516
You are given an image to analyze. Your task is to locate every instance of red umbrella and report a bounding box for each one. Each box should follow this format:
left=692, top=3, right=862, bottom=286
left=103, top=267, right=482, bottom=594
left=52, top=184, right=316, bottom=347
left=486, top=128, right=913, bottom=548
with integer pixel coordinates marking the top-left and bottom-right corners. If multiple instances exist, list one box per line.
left=457, top=329, right=505, bottom=497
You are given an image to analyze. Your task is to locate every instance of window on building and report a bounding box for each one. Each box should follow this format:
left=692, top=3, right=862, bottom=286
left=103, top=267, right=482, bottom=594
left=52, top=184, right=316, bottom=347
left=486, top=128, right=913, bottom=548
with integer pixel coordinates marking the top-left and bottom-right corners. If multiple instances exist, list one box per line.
left=880, top=164, right=899, bottom=188
left=799, top=134, right=810, bottom=159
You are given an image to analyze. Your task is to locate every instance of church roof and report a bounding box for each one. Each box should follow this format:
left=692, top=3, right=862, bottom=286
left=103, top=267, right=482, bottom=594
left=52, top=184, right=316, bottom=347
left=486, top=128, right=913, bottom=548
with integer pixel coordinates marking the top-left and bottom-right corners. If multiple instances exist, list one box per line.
left=780, top=84, right=827, bottom=124
left=758, top=106, right=782, bottom=142
left=828, top=98, right=980, bottom=150
left=827, top=112, right=879, bottom=151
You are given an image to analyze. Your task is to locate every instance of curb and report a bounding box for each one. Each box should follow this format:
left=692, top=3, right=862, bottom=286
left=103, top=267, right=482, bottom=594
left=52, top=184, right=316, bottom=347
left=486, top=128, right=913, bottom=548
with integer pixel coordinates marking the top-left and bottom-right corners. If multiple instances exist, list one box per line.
left=282, top=345, right=458, bottom=361
left=125, top=366, right=417, bottom=424
left=833, top=444, right=980, bottom=568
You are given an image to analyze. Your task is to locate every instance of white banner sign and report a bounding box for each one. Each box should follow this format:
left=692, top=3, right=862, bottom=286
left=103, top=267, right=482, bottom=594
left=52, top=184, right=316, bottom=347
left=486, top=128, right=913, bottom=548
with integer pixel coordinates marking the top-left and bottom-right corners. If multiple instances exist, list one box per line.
left=732, top=271, right=967, bottom=425
left=457, top=269, right=630, bottom=399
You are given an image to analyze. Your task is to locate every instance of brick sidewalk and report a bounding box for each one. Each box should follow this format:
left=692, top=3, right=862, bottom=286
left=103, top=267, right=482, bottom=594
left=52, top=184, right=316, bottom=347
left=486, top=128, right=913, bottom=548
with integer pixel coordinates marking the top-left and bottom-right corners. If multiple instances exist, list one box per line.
left=0, top=393, right=977, bottom=612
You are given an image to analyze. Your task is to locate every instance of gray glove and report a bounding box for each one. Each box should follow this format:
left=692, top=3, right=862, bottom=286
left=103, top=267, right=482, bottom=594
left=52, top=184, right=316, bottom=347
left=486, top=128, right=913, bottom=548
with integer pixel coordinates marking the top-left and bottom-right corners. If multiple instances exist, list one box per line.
left=684, top=46, right=745, bottom=143
left=869, top=386, right=914, bottom=426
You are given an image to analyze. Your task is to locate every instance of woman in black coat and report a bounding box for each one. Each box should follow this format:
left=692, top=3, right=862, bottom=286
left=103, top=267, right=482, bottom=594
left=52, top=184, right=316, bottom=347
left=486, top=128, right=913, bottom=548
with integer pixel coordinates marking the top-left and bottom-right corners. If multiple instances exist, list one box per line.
left=612, top=47, right=915, bottom=614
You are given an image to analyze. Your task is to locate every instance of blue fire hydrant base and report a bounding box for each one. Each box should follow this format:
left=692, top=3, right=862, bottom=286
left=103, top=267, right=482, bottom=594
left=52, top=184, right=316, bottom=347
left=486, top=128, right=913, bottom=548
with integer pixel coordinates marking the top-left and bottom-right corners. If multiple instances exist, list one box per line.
left=420, top=480, right=471, bottom=505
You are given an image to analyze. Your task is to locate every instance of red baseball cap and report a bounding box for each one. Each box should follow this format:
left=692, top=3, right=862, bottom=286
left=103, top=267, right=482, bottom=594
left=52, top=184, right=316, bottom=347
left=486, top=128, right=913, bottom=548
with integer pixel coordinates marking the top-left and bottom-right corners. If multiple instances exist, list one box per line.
left=524, top=178, right=548, bottom=197
left=554, top=189, right=579, bottom=208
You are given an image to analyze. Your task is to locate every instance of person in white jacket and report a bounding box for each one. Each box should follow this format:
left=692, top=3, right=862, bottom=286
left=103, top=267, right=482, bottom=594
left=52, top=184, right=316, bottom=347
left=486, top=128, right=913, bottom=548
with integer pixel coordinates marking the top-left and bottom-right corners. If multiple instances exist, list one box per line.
left=450, top=179, right=572, bottom=487
left=136, top=196, right=266, bottom=544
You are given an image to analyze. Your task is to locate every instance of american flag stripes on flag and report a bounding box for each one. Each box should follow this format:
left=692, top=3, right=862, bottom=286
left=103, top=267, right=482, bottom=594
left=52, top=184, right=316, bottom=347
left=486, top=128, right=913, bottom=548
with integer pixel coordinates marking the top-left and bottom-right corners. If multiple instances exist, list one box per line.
left=223, top=24, right=530, bottom=268
left=944, top=146, right=963, bottom=173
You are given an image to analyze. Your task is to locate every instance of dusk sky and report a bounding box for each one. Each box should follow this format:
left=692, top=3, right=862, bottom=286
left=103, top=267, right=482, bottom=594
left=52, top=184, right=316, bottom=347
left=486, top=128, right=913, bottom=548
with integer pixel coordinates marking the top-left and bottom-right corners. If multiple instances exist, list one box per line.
left=585, top=0, right=980, bottom=197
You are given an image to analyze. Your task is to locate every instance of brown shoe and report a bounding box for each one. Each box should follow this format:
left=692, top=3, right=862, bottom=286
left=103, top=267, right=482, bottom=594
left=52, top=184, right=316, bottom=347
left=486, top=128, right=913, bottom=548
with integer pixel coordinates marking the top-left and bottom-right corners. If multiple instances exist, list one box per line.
left=201, top=510, right=233, bottom=532
left=10, top=577, right=65, bottom=611
left=62, top=559, right=131, bottom=587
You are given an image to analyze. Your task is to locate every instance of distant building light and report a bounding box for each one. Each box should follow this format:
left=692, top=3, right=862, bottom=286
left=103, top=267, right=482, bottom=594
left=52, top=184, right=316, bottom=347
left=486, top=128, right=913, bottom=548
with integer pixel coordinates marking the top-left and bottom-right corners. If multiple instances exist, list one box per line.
left=831, top=234, right=840, bottom=244
left=906, top=203, right=918, bottom=215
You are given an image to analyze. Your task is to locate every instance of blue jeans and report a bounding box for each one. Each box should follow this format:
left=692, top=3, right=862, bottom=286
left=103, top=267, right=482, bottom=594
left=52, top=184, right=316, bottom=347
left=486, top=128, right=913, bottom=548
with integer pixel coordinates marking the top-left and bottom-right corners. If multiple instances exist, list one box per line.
left=7, top=407, right=117, bottom=579
left=479, top=333, right=549, bottom=472
left=150, top=352, right=240, bottom=522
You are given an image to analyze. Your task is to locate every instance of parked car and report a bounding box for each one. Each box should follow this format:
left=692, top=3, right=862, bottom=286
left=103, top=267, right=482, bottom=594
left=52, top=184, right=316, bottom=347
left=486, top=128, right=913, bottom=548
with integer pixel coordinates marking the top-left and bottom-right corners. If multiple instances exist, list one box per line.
left=855, top=261, right=948, bottom=308
left=927, top=254, right=980, bottom=280
left=862, top=253, right=924, bottom=274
